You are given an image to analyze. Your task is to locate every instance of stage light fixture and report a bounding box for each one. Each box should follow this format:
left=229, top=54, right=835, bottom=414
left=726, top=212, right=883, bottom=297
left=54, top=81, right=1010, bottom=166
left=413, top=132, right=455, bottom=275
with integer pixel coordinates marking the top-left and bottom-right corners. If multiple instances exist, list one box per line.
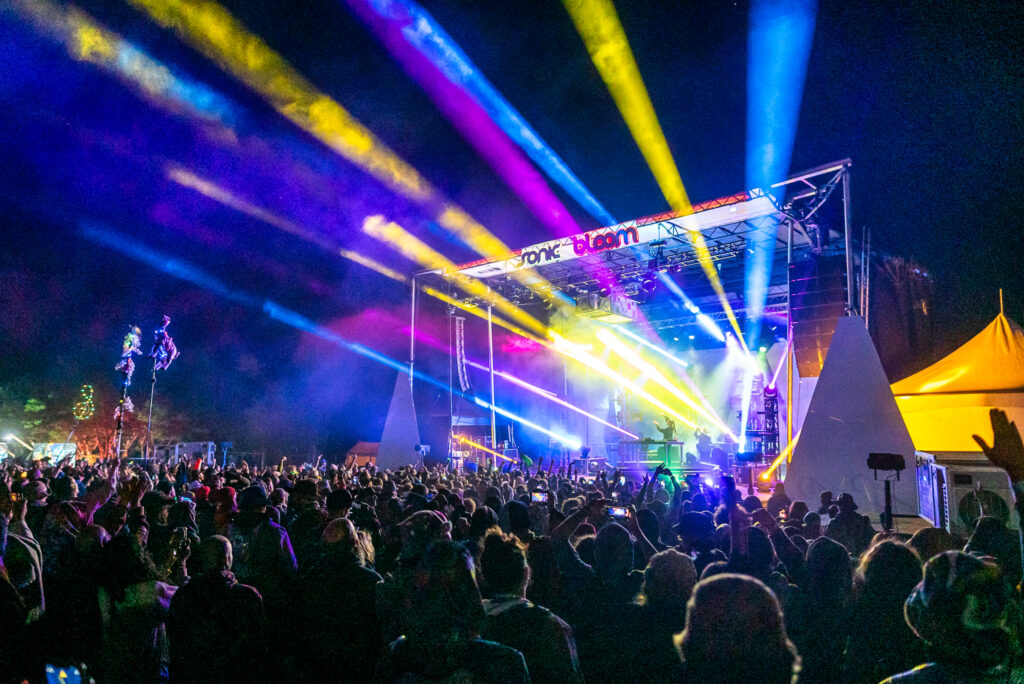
left=641, top=274, right=658, bottom=294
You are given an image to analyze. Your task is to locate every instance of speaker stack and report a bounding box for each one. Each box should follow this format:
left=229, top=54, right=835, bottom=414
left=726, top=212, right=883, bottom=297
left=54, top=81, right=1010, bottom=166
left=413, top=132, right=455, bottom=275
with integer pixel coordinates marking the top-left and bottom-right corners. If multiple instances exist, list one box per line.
left=789, top=255, right=847, bottom=377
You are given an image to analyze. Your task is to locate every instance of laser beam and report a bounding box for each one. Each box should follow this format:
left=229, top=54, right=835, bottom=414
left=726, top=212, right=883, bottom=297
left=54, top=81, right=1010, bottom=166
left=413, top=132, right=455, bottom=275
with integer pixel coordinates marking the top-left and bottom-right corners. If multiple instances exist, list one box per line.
left=79, top=220, right=581, bottom=449
left=597, top=328, right=734, bottom=437
left=346, top=0, right=617, bottom=227
left=455, top=435, right=514, bottom=462
left=126, top=0, right=555, bottom=299
left=563, top=0, right=748, bottom=347
left=745, top=0, right=816, bottom=351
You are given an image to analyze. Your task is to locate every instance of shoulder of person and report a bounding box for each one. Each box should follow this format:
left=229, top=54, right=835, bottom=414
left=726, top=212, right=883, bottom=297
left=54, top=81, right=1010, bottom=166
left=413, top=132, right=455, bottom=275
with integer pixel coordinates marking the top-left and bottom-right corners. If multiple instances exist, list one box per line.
left=468, top=638, right=529, bottom=666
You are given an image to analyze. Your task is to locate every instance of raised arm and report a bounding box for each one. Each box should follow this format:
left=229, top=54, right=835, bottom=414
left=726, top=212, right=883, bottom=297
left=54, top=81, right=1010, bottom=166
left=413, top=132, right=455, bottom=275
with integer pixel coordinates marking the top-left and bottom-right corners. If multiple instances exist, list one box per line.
left=973, top=408, right=1024, bottom=575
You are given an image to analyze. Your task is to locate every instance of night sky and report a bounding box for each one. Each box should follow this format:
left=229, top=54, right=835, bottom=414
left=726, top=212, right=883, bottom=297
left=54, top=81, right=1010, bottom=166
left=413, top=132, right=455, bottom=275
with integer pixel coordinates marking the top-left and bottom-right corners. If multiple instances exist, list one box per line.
left=1, top=0, right=1021, bottom=456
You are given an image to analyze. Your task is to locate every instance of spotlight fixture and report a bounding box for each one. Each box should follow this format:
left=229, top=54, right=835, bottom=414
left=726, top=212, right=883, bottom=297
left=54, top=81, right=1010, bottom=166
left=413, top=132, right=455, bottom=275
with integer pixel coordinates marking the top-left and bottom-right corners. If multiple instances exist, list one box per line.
left=598, top=285, right=612, bottom=297
left=641, top=273, right=658, bottom=294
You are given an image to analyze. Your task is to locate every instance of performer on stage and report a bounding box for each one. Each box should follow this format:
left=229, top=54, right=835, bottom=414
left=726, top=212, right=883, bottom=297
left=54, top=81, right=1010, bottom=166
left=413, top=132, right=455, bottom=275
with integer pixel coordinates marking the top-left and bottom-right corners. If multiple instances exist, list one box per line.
left=652, top=415, right=676, bottom=441
left=695, top=426, right=712, bottom=461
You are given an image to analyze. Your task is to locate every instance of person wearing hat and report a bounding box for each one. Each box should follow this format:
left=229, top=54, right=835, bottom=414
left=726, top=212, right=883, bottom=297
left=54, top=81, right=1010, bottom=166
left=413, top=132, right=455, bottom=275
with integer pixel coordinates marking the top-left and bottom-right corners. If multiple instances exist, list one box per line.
left=824, top=493, right=875, bottom=557
left=674, top=512, right=724, bottom=578
left=378, top=510, right=454, bottom=643
left=222, top=485, right=296, bottom=625
left=883, top=552, right=1019, bottom=682
left=799, top=510, right=821, bottom=540
left=21, top=480, right=50, bottom=536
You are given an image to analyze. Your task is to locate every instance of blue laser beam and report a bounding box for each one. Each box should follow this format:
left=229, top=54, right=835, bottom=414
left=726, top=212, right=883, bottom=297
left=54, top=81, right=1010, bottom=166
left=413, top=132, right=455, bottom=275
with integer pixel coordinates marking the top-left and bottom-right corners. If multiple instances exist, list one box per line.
left=80, top=220, right=582, bottom=449
left=745, top=0, right=816, bottom=349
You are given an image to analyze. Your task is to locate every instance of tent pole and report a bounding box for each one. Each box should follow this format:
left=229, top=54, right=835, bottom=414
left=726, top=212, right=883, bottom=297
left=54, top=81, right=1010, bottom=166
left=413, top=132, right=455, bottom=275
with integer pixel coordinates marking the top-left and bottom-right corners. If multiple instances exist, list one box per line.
left=488, top=305, right=497, bottom=451
left=787, top=218, right=795, bottom=454
left=865, top=226, right=872, bottom=331
left=409, top=275, right=417, bottom=380
left=842, top=166, right=855, bottom=315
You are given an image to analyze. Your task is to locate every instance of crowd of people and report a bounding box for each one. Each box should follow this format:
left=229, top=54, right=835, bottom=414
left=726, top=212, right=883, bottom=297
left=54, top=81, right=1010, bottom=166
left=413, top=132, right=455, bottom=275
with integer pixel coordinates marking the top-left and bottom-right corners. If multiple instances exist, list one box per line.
left=1, top=409, right=1023, bottom=683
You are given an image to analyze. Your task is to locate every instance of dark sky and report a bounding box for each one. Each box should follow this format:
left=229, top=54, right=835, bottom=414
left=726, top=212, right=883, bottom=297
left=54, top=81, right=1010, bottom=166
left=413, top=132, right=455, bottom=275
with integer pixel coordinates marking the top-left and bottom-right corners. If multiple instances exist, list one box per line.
left=1, top=0, right=1021, bottom=455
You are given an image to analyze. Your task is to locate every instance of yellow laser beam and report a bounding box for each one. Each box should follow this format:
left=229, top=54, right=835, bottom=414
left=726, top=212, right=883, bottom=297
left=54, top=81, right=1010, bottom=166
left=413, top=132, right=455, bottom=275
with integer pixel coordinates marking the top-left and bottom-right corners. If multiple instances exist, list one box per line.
left=597, top=329, right=735, bottom=437
left=550, top=331, right=699, bottom=432
left=456, top=435, right=514, bottom=462
left=563, top=0, right=747, bottom=345
left=127, top=0, right=555, bottom=299
left=761, top=431, right=800, bottom=480
left=363, top=215, right=548, bottom=337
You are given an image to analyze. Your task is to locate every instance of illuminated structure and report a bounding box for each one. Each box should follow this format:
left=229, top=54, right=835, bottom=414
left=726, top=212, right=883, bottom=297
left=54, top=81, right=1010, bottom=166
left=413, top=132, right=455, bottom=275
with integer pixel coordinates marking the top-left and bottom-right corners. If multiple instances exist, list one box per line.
left=413, top=161, right=857, bottom=468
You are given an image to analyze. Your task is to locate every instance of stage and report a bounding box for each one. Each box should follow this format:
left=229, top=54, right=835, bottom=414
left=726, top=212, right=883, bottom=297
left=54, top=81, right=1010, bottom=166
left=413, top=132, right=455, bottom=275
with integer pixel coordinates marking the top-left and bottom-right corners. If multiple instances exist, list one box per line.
left=394, top=160, right=860, bottom=485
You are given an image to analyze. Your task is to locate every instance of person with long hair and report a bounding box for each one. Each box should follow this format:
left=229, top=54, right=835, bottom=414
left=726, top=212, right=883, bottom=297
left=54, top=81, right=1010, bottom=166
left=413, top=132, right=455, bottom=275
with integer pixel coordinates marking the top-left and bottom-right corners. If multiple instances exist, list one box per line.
left=843, top=541, right=925, bottom=683
left=96, top=534, right=176, bottom=683
left=677, top=573, right=800, bottom=684
left=478, top=530, right=581, bottom=684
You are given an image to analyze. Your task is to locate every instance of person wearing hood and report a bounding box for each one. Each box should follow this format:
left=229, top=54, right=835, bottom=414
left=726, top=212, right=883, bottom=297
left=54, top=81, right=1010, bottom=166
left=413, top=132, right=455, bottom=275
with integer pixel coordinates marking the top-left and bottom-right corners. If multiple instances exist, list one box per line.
left=167, top=536, right=265, bottom=683
left=222, top=485, right=296, bottom=625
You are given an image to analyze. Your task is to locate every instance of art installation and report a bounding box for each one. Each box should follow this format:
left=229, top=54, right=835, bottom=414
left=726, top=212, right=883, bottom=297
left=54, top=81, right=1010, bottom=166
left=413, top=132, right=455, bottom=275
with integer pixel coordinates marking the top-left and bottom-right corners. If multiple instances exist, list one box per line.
left=143, top=315, right=181, bottom=458
left=112, top=325, right=142, bottom=458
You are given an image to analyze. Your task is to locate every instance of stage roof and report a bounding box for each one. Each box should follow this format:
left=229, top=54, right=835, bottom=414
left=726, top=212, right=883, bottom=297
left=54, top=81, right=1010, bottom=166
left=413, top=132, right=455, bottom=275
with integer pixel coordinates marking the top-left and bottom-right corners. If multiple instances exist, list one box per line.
left=420, top=160, right=851, bottom=332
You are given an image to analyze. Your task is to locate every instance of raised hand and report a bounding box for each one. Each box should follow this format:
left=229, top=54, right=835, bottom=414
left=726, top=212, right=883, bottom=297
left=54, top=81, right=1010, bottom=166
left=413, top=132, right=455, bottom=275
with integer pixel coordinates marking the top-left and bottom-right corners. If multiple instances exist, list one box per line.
left=974, top=408, right=1024, bottom=482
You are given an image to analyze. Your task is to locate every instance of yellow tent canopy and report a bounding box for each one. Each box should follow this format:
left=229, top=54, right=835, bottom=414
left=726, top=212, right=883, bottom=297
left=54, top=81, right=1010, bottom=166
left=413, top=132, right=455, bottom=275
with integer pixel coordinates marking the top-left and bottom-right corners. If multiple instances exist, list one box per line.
left=891, top=312, right=1024, bottom=452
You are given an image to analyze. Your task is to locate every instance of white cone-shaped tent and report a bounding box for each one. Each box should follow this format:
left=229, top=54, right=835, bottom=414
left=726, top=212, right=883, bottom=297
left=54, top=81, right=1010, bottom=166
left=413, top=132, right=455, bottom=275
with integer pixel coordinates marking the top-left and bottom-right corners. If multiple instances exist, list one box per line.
left=891, top=311, right=1024, bottom=453
left=784, top=316, right=918, bottom=514
left=378, top=371, right=422, bottom=470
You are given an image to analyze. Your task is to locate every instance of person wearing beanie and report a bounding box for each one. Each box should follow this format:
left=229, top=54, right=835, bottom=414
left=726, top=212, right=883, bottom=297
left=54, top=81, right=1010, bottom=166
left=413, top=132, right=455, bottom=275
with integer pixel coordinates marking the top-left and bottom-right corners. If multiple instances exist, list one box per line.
left=222, top=485, right=296, bottom=625
left=883, top=551, right=1019, bottom=682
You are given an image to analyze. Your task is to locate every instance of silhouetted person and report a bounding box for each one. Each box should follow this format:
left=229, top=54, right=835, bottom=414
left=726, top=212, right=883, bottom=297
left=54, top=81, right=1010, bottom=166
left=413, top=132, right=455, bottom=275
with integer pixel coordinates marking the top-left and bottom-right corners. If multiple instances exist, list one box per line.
left=883, top=552, right=1019, bottom=682
left=168, top=535, right=266, bottom=683
left=479, top=531, right=581, bottom=684
left=824, top=493, right=874, bottom=556
left=374, top=540, right=528, bottom=683
left=843, top=541, right=926, bottom=683
left=293, top=519, right=382, bottom=683
left=677, top=574, right=800, bottom=684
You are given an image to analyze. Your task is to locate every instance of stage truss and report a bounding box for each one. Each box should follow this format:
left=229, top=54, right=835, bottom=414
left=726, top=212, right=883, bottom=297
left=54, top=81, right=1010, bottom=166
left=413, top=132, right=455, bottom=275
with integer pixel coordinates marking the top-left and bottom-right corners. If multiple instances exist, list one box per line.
left=416, top=159, right=856, bottom=332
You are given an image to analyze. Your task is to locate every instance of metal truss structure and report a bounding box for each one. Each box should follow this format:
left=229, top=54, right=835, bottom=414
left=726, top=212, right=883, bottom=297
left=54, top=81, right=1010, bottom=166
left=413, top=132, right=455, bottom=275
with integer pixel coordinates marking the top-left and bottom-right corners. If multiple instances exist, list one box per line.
left=415, top=159, right=857, bottom=336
